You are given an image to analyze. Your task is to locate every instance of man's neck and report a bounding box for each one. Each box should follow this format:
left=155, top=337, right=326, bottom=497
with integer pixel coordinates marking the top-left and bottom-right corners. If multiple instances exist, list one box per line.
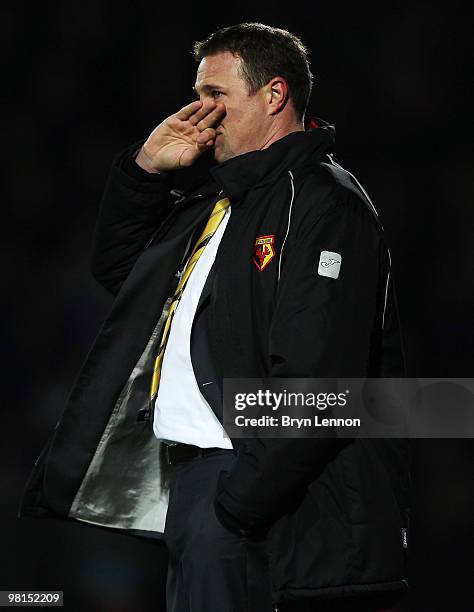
left=260, top=120, right=305, bottom=151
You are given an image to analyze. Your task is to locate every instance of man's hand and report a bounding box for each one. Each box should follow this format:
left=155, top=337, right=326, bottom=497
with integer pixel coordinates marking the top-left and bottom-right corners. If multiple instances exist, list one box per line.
left=135, top=100, right=226, bottom=173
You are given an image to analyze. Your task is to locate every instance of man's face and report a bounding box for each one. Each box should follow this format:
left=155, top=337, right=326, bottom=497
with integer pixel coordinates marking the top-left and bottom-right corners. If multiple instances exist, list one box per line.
left=194, top=51, right=269, bottom=163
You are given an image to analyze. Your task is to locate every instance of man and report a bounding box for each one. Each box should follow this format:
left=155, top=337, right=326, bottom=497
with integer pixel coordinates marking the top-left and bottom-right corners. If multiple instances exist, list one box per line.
left=19, top=23, right=409, bottom=612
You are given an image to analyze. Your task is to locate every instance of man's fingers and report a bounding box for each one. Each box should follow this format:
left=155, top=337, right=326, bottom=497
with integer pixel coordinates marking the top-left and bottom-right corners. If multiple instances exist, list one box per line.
left=196, top=104, right=226, bottom=131
left=196, top=127, right=216, bottom=144
left=188, top=101, right=218, bottom=126
left=197, top=139, right=215, bottom=151
left=176, top=100, right=203, bottom=121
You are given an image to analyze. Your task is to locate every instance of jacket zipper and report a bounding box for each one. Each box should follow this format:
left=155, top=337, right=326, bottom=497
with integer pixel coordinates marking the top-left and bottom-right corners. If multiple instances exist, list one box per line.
left=138, top=190, right=219, bottom=429
left=146, top=231, right=199, bottom=430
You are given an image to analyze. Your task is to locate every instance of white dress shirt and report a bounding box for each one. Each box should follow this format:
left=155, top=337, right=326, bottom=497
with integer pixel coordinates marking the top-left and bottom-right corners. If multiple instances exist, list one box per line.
left=153, top=205, right=233, bottom=449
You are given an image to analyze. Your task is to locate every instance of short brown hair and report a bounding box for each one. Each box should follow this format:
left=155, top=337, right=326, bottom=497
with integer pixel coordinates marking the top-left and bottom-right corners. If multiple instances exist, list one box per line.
left=193, top=23, right=313, bottom=120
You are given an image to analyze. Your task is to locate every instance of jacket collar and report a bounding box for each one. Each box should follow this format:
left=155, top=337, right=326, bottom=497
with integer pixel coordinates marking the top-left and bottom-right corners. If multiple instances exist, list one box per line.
left=210, top=117, right=335, bottom=202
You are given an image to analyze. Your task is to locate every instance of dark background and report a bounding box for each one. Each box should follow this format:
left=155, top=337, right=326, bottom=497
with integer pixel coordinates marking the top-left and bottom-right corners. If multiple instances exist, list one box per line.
left=3, top=2, right=473, bottom=611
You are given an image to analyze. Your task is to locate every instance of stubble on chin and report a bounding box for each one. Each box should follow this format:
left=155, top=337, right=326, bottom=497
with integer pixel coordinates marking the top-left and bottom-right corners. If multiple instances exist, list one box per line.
left=213, top=143, right=235, bottom=164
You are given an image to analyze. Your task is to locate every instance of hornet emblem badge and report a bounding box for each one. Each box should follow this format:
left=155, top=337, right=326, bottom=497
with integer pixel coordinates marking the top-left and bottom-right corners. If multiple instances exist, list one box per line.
left=253, top=235, right=276, bottom=271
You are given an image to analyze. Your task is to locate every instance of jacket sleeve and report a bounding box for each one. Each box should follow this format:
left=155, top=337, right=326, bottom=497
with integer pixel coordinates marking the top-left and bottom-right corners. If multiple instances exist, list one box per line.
left=91, top=144, right=175, bottom=296
left=215, top=189, right=389, bottom=537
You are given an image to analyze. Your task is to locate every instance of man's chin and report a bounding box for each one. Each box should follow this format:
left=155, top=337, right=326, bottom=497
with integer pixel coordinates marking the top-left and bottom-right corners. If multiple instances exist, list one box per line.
left=213, top=146, right=235, bottom=164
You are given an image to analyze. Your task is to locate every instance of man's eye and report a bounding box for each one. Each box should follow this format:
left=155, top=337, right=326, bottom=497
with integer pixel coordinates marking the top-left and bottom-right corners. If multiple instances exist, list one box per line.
left=211, top=90, right=223, bottom=98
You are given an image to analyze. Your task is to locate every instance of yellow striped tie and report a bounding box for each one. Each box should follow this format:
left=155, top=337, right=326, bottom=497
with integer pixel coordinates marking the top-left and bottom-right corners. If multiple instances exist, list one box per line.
left=149, top=197, right=230, bottom=411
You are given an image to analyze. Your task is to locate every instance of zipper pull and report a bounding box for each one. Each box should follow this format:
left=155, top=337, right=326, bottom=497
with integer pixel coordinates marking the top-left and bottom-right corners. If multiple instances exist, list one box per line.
left=136, top=405, right=151, bottom=423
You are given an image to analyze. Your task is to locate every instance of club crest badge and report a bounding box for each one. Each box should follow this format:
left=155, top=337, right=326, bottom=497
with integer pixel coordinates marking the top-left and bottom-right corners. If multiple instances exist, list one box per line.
left=253, top=234, right=276, bottom=271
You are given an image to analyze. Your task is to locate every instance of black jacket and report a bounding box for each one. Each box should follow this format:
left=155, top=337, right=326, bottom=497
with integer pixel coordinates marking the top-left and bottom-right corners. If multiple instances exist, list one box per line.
left=19, top=120, right=410, bottom=606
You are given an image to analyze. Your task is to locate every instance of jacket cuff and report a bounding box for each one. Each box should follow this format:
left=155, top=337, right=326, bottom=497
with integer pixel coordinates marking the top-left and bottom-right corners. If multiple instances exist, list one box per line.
left=121, top=147, right=172, bottom=182
left=214, top=469, right=271, bottom=539
left=111, top=141, right=173, bottom=195
left=214, top=497, right=252, bottom=537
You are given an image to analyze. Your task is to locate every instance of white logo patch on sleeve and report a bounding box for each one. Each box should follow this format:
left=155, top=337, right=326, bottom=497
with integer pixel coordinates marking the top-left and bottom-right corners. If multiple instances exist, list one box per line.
left=318, top=250, right=342, bottom=279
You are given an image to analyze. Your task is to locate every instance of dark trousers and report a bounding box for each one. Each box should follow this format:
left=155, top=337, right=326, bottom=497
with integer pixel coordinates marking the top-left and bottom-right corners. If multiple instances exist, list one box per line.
left=164, top=449, right=383, bottom=612
left=164, top=449, right=274, bottom=612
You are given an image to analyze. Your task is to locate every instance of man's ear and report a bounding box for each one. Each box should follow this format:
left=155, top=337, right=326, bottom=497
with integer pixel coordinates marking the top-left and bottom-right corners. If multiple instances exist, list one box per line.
left=266, top=77, right=289, bottom=115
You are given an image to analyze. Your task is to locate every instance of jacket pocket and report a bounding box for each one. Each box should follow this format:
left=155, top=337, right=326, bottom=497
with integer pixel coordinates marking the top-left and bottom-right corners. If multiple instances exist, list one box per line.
left=265, top=441, right=409, bottom=598
left=266, top=458, right=352, bottom=597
